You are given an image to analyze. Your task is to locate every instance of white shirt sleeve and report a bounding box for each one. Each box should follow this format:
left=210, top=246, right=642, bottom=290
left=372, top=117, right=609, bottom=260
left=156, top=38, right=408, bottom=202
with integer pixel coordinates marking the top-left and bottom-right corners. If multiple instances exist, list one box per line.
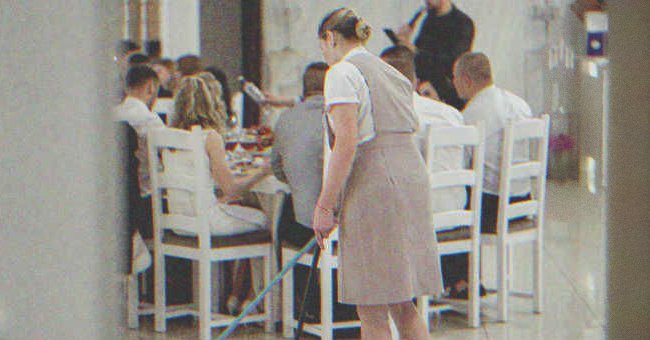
left=324, top=61, right=364, bottom=108
left=129, top=113, right=164, bottom=136
left=323, top=60, right=376, bottom=144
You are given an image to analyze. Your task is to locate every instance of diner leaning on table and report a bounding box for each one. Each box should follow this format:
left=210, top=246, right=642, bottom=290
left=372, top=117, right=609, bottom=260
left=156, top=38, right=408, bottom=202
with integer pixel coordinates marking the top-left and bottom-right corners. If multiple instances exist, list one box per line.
left=312, top=8, right=442, bottom=339
left=169, top=76, right=272, bottom=314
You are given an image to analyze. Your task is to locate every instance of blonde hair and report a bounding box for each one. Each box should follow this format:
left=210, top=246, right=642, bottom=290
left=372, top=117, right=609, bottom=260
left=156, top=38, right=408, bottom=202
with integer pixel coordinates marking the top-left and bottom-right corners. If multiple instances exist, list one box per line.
left=196, top=71, right=228, bottom=123
left=172, top=76, right=226, bottom=134
left=318, top=7, right=371, bottom=43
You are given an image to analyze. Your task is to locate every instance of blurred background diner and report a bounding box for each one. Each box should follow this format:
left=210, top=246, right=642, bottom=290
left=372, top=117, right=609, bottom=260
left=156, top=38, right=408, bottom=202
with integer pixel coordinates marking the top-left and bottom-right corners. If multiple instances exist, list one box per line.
left=2, top=1, right=649, bottom=340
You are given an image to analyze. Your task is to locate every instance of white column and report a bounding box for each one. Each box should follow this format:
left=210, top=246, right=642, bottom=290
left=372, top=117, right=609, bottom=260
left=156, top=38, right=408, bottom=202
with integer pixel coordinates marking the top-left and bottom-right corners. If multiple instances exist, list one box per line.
left=0, top=1, right=124, bottom=339
left=160, top=0, right=201, bottom=59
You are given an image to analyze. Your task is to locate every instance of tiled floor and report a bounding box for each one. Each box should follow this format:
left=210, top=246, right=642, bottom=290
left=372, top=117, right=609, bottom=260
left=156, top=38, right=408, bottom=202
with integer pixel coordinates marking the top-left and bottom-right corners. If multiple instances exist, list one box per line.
left=125, top=180, right=606, bottom=339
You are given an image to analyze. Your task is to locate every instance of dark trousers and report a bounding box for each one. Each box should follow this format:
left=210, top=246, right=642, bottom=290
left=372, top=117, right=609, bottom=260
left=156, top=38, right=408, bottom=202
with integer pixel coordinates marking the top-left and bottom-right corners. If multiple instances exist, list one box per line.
left=441, top=192, right=531, bottom=288
left=126, top=194, right=153, bottom=273
left=278, top=196, right=358, bottom=322
left=277, top=195, right=314, bottom=249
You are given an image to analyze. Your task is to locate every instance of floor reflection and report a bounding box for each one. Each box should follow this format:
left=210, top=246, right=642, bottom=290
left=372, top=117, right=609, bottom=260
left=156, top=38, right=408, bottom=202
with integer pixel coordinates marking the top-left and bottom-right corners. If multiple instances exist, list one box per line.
left=125, top=180, right=606, bottom=339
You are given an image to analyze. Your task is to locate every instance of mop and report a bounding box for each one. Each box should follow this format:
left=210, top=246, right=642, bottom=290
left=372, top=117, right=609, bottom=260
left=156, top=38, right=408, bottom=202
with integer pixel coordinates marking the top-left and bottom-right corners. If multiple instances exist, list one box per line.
left=217, top=237, right=322, bottom=340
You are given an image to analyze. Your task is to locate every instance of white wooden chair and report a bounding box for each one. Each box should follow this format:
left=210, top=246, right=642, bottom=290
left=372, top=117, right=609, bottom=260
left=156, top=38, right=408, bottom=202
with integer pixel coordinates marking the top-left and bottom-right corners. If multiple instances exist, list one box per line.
left=417, top=124, right=485, bottom=330
left=281, top=229, right=361, bottom=340
left=481, top=115, right=550, bottom=322
left=147, top=126, right=273, bottom=340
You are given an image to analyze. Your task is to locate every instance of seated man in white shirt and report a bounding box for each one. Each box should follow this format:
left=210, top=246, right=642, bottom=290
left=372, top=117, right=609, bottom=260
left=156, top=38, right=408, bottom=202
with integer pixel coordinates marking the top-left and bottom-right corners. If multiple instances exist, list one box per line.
left=440, top=51, right=532, bottom=298
left=453, top=51, right=532, bottom=231
left=114, top=65, right=164, bottom=273
left=380, top=45, right=470, bottom=293
left=115, top=65, right=164, bottom=198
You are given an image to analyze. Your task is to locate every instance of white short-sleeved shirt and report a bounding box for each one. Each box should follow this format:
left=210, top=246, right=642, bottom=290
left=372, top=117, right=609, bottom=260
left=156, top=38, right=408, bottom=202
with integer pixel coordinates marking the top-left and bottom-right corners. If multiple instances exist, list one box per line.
left=324, top=46, right=375, bottom=145
left=462, top=85, right=533, bottom=195
left=114, top=96, right=165, bottom=197
left=113, top=96, right=164, bottom=135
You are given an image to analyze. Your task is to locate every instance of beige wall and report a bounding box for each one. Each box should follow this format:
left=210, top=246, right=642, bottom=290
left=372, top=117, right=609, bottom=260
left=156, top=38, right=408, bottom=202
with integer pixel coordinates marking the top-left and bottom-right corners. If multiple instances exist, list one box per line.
left=200, top=0, right=243, bottom=91
left=160, top=0, right=201, bottom=59
left=261, top=0, right=549, bottom=106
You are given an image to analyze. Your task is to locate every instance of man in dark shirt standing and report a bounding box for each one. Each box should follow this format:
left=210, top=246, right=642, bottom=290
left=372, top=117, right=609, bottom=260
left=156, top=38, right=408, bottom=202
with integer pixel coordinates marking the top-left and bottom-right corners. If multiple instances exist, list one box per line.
left=397, top=0, right=474, bottom=110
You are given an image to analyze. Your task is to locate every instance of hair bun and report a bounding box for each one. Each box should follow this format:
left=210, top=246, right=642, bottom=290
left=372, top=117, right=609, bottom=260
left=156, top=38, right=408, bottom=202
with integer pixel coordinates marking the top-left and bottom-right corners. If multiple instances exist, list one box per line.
left=354, top=17, right=371, bottom=41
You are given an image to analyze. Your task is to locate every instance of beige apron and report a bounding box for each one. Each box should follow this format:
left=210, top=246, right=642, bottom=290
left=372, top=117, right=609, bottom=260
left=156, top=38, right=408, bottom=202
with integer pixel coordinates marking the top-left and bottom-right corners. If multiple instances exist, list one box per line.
left=330, top=53, right=443, bottom=305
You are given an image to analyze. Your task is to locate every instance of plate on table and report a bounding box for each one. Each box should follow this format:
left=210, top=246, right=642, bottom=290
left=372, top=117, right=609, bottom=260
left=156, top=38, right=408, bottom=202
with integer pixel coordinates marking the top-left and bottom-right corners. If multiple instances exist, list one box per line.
left=230, top=156, right=266, bottom=176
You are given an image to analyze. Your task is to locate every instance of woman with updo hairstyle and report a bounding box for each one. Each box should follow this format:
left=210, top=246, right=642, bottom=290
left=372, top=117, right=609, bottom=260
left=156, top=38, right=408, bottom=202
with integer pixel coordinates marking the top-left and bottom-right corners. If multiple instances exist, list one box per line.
left=313, top=7, right=442, bottom=339
left=171, top=76, right=273, bottom=314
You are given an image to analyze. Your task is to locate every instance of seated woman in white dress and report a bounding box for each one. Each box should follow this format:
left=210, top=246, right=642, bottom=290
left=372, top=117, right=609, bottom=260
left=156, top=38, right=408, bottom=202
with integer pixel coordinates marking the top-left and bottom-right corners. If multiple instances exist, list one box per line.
left=170, top=76, right=271, bottom=313
left=169, top=75, right=270, bottom=235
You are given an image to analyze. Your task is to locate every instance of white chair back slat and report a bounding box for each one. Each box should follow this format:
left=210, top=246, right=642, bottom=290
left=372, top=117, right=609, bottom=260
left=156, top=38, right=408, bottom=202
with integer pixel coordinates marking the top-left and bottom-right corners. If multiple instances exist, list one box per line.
left=511, top=119, right=547, bottom=141
left=427, top=125, right=481, bottom=146
left=508, top=161, right=543, bottom=181
left=159, top=214, right=199, bottom=234
left=505, top=200, right=538, bottom=220
left=432, top=210, right=474, bottom=231
left=430, top=170, right=475, bottom=189
left=148, top=128, right=194, bottom=150
left=157, top=174, right=197, bottom=192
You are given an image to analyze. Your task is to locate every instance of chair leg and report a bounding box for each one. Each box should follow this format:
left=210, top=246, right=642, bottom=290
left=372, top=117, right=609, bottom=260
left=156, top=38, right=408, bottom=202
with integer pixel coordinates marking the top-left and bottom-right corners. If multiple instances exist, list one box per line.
left=282, top=250, right=295, bottom=338
left=140, top=269, right=147, bottom=296
left=468, top=247, right=481, bottom=328
left=388, top=313, right=400, bottom=340
left=533, top=240, right=543, bottom=313
left=263, top=254, right=274, bottom=332
left=320, top=256, right=333, bottom=340
left=506, top=246, right=514, bottom=292
left=416, top=296, right=430, bottom=332
left=192, top=261, right=199, bottom=322
left=211, top=262, right=222, bottom=317
left=497, top=242, right=508, bottom=322
left=154, top=253, right=167, bottom=332
left=126, top=274, right=139, bottom=329
left=199, top=258, right=212, bottom=340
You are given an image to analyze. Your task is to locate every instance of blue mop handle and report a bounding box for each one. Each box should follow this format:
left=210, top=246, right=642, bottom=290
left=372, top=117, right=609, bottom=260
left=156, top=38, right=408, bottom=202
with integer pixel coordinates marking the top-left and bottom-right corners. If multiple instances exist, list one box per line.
left=217, top=238, right=318, bottom=340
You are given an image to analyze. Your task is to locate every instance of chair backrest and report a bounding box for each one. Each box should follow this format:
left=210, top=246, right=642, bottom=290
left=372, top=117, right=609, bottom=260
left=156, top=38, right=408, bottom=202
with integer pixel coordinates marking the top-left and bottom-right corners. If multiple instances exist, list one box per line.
left=497, top=115, right=550, bottom=233
left=425, top=123, right=485, bottom=233
left=148, top=126, right=214, bottom=244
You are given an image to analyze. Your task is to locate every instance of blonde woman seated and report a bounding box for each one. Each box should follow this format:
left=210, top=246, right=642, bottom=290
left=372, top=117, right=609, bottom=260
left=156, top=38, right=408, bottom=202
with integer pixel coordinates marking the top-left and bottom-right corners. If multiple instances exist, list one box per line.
left=169, top=76, right=272, bottom=314
left=169, top=76, right=271, bottom=235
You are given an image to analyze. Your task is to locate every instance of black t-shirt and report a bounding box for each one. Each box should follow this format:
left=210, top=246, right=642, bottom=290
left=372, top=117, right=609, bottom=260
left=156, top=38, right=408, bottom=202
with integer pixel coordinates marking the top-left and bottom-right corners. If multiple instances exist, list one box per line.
left=414, top=5, right=474, bottom=109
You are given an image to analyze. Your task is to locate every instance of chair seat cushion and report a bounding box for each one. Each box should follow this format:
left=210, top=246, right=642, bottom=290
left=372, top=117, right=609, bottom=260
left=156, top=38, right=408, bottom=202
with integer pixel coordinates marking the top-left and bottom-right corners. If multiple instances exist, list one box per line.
left=163, top=229, right=271, bottom=248
left=436, top=227, right=471, bottom=242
